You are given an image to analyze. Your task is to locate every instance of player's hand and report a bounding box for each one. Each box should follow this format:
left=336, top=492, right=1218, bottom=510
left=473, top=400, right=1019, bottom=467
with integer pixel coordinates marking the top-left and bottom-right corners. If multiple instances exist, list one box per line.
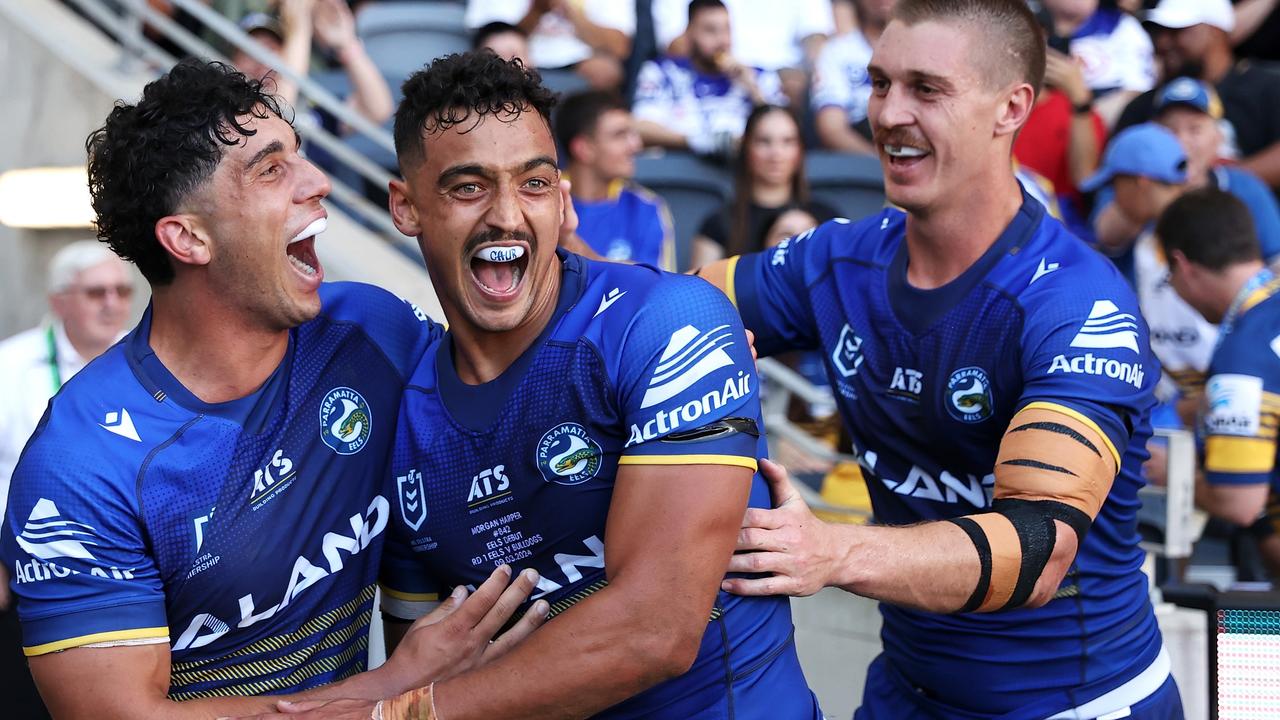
left=1044, top=49, right=1091, bottom=108
left=556, top=179, right=602, bottom=260
left=745, top=329, right=757, bottom=362
left=232, top=697, right=374, bottom=719
left=722, top=459, right=841, bottom=597
left=0, top=564, right=11, bottom=611
left=376, top=565, right=549, bottom=694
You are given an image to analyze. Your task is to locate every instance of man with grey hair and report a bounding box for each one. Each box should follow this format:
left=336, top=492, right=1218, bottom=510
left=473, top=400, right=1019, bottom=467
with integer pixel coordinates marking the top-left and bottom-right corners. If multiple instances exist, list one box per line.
left=0, top=240, right=134, bottom=720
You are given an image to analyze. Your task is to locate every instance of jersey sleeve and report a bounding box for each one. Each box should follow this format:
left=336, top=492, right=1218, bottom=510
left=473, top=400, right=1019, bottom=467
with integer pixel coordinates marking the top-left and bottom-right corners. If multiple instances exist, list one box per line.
left=321, top=282, right=445, bottom=381
left=1, top=440, right=167, bottom=656
left=614, top=275, right=762, bottom=470
left=1016, top=271, right=1157, bottom=467
left=730, top=223, right=829, bottom=357
left=1201, top=331, right=1280, bottom=486
left=378, top=531, right=444, bottom=621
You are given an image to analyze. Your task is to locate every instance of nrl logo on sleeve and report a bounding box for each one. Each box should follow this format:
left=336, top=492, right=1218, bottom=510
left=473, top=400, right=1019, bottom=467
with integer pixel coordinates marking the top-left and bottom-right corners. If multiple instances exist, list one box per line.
left=398, top=469, right=427, bottom=531
left=832, top=324, right=864, bottom=378
left=319, top=387, right=372, bottom=455
left=537, top=423, right=603, bottom=485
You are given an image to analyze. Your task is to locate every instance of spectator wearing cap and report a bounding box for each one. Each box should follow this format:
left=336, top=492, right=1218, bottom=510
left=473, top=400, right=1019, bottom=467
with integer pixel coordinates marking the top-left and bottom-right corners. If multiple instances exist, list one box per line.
left=230, top=0, right=393, bottom=132
left=472, top=21, right=532, bottom=67
left=632, top=0, right=785, bottom=158
left=555, top=91, right=676, bottom=270
left=1117, top=0, right=1280, bottom=190
left=1084, top=124, right=1213, bottom=433
left=0, top=243, right=135, bottom=719
left=1039, top=0, right=1158, bottom=128
left=1233, top=0, right=1280, bottom=63
left=465, top=0, right=634, bottom=90
left=811, top=0, right=893, bottom=155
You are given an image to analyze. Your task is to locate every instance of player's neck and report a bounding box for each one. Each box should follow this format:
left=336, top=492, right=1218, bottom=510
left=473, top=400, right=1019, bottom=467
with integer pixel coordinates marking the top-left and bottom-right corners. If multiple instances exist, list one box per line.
left=903, top=174, right=1023, bottom=290
left=147, top=286, right=290, bottom=404
left=1217, top=260, right=1269, bottom=316
left=449, top=268, right=563, bottom=386
left=569, top=164, right=612, bottom=201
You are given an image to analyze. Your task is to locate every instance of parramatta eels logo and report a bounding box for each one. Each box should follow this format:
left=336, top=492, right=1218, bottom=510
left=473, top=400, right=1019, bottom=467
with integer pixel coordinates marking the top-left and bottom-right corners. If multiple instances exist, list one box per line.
left=319, top=387, right=372, bottom=455
left=536, top=423, right=603, bottom=486
left=945, top=367, right=993, bottom=423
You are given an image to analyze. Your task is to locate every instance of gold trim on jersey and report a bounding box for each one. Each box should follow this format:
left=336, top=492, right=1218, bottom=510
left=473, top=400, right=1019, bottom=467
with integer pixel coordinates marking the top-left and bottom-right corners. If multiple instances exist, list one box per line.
left=380, top=587, right=440, bottom=603
left=618, top=453, right=758, bottom=471
left=724, top=255, right=741, bottom=309
left=1205, top=436, right=1277, bottom=474
left=24, top=626, right=170, bottom=657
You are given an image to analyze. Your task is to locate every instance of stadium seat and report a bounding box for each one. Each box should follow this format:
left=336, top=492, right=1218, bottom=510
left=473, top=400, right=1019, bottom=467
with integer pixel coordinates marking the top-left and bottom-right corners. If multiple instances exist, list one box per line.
left=537, top=66, right=591, bottom=96
left=633, top=152, right=732, bottom=271
left=805, top=150, right=886, bottom=223
left=356, top=2, right=471, bottom=84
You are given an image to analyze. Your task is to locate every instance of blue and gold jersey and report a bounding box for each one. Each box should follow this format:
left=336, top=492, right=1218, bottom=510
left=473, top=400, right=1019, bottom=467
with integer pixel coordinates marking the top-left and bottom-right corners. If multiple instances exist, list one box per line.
left=730, top=193, right=1167, bottom=717
left=383, top=252, right=818, bottom=719
left=1202, top=273, right=1280, bottom=492
left=1, top=283, right=439, bottom=699
left=573, top=180, right=676, bottom=271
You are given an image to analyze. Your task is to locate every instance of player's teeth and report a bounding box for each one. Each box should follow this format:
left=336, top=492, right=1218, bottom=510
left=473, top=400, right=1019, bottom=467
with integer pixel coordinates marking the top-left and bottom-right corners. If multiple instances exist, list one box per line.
left=885, top=145, right=927, bottom=158
left=475, top=246, right=525, bottom=263
left=291, top=218, right=327, bottom=244
left=289, top=255, right=316, bottom=276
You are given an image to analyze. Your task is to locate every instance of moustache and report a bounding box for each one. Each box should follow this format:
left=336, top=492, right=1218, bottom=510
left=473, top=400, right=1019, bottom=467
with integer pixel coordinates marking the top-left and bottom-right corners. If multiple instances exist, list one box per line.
left=464, top=228, right=535, bottom=257
left=872, top=128, right=931, bottom=152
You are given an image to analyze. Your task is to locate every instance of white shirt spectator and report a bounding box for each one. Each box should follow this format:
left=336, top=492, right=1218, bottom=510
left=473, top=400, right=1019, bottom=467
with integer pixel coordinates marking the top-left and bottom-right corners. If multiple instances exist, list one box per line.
left=633, top=56, right=785, bottom=149
left=1070, top=9, right=1157, bottom=95
left=811, top=29, right=874, bottom=126
left=0, top=323, right=89, bottom=522
left=652, top=0, right=835, bottom=71
left=1133, top=231, right=1218, bottom=402
left=466, top=0, right=636, bottom=69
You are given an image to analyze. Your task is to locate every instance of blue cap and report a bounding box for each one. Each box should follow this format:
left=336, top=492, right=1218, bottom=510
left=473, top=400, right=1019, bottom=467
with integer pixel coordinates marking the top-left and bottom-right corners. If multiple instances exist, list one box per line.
left=1080, top=123, right=1188, bottom=192
left=1154, top=77, right=1224, bottom=119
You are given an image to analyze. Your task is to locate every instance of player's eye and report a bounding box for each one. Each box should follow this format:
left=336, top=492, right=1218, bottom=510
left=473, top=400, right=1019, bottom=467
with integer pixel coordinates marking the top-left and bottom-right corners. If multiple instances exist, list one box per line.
left=916, top=83, right=938, bottom=97
left=870, top=77, right=889, bottom=94
left=525, top=178, right=549, bottom=190
left=261, top=163, right=282, bottom=177
left=454, top=183, right=481, bottom=195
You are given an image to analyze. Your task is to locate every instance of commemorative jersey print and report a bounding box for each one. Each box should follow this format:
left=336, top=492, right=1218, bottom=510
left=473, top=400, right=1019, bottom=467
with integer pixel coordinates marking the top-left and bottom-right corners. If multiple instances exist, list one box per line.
left=384, top=253, right=820, bottom=719
left=1, top=283, right=439, bottom=700
left=732, top=193, right=1167, bottom=717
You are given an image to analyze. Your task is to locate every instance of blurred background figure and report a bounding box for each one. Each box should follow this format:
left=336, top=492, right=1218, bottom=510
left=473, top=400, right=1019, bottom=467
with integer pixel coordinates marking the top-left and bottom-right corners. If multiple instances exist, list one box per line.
left=692, top=104, right=835, bottom=265
left=811, top=0, right=893, bottom=154
left=1036, top=0, right=1156, bottom=128
left=466, top=0, right=634, bottom=90
left=632, top=0, right=785, bottom=158
left=0, top=240, right=133, bottom=720
left=653, top=0, right=834, bottom=110
left=556, top=90, right=676, bottom=269
left=472, top=20, right=532, bottom=66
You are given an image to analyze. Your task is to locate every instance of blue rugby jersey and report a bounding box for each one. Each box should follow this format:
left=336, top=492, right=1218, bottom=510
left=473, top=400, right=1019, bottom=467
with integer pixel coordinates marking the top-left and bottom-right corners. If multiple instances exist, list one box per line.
left=1201, top=274, right=1280, bottom=494
left=573, top=180, right=676, bottom=271
left=729, top=193, right=1167, bottom=717
left=1, top=283, right=440, bottom=700
left=382, top=251, right=819, bottom=719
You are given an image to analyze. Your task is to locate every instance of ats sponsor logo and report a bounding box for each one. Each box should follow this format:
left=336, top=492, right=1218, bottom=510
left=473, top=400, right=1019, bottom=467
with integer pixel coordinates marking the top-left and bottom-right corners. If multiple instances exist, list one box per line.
left=1048, top=353, right=1146, bottom=389
left=251, top=449, right=296, bottom=509
left=946, top=367, right=993, bottom=423
left=467, top=464, right=513, bottom=512
left=888, top=367, right=923, bottom=401
left=538, top=425, right=603, bottom=485
left=172, top=495, right=389, bottom=651
left=626, top=371, right=752, bottom=447
left=320, top=387, right=372, bottom=455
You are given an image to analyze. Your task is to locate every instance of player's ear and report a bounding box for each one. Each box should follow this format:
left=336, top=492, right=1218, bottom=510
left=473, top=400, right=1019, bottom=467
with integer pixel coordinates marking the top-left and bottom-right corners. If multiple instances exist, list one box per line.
left=155, top=214, right=212, bottom=269
left=995, top=82, right=1035, bottom=138
left=389, top=179, right=422, bottom=237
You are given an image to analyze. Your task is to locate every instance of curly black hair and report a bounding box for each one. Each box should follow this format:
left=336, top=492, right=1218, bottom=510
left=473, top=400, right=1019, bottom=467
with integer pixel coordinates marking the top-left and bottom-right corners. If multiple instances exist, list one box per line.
left=86, top=59, right=285, bottom=285
left=394, top=51, right=558, bottom=174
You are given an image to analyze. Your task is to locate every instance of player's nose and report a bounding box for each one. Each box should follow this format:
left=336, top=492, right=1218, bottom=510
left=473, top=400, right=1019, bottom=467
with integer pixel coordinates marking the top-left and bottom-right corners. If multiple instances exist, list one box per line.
left=296, top=157, right=332, bottom=204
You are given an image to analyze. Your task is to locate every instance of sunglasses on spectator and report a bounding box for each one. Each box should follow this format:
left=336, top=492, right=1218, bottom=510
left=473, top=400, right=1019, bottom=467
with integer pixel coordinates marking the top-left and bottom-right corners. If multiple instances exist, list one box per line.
left=66, top=284, right=135, bottom=301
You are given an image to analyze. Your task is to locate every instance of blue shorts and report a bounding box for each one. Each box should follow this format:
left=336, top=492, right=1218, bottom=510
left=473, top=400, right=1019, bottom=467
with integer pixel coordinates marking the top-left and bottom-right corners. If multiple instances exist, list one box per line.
left=854, top=654, right=1184, bottom=720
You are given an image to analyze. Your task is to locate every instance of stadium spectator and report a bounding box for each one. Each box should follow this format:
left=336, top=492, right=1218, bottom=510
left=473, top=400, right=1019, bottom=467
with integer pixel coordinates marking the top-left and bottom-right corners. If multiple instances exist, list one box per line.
left=764, top=207, right=821, bottom=248
left=653, top=0, right=835, bottom=109
left=465, top=0, right=634, bottom=90
left=632, top=0, right=786, bottom=157
left=555, top=91, right=676, bottom=269
left=1157, top=189, right=1280, bottom=576
left=1117, top=0, right=1280, bottom=189
left=812, top=0, right=894, bottom=154
left=1232, top=0, right=1280, bottom=62
left=230, top=1, right=393, bottom=132
left=0, top=241, right=133, bottom=720
left=472, top=21, right=532, bottom=66
left=1012, top=20, right=1105, bottom=239
left=692, top=105, right=836, bottom=265
left=1037, top=0, right=1157, bottom=127
left=1, top=60, right=543, bottom=717
left=697, top=0, right=1181, bottom=715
